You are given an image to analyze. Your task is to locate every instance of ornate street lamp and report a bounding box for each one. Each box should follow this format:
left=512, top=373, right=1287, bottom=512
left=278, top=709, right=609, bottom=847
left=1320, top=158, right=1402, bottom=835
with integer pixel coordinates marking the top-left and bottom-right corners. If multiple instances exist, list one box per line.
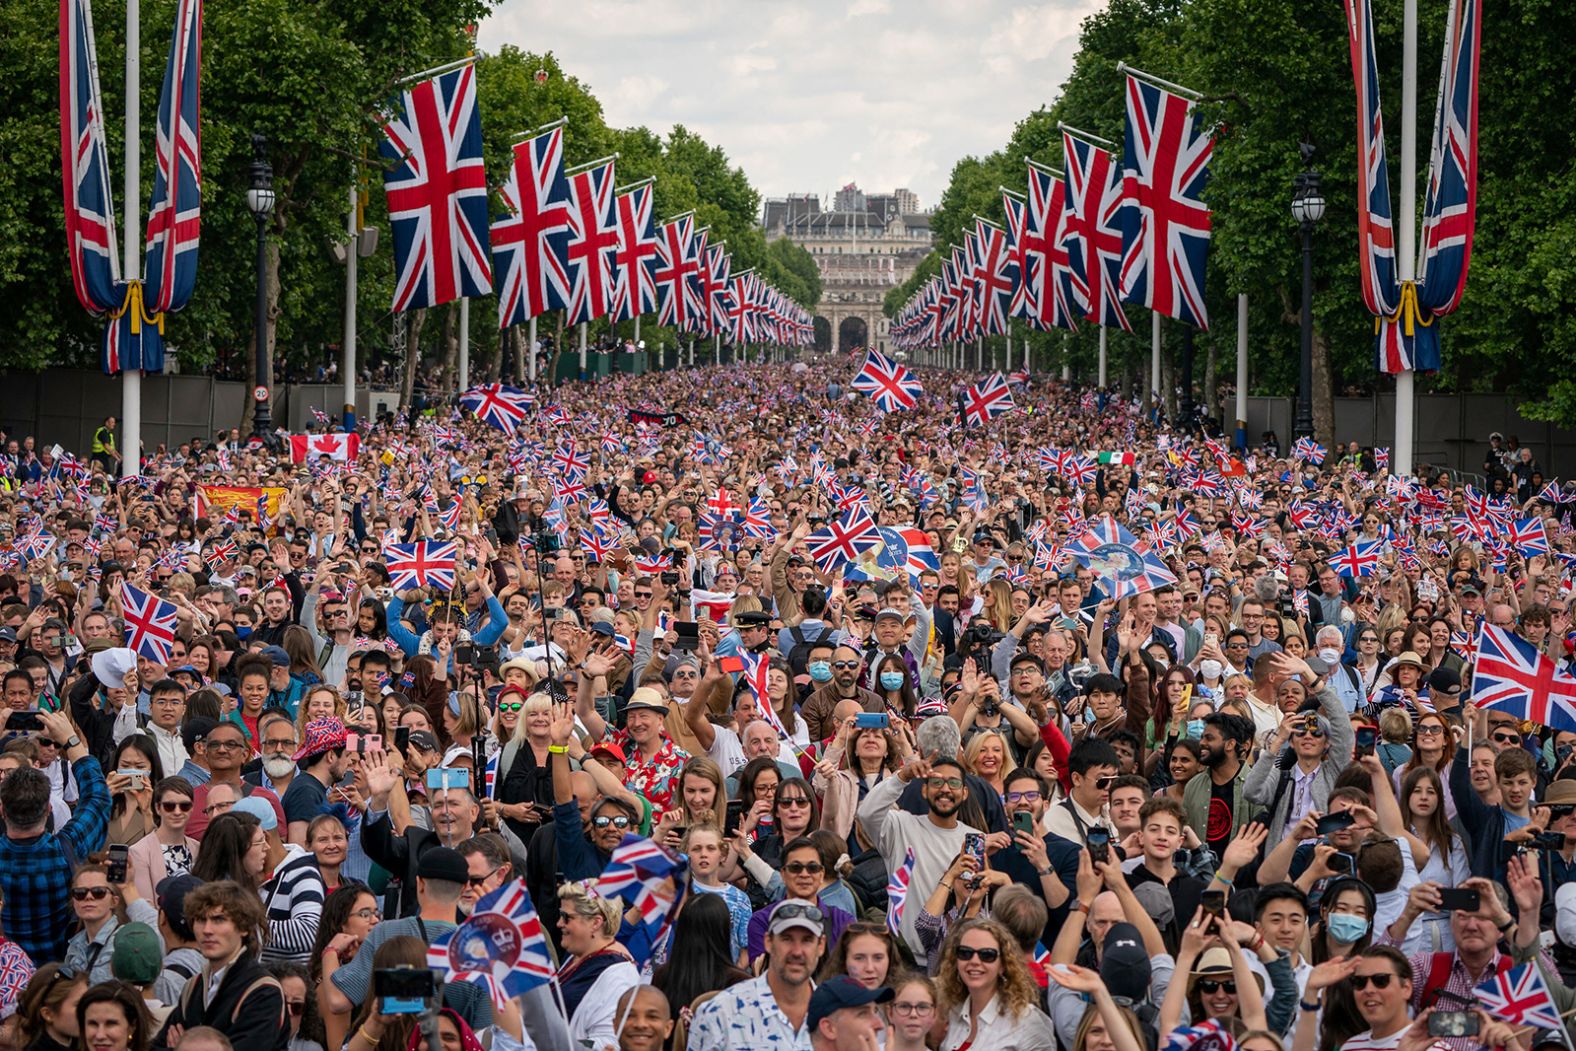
left=247, top=134, right=276, bottom=442
left=1291, top=143, right=1325, bottom=440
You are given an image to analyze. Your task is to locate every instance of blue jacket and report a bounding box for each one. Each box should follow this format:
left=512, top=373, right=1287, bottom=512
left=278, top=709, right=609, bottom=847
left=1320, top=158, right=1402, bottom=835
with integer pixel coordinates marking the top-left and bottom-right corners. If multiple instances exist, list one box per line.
left=386, top=595, right=506, bottom=667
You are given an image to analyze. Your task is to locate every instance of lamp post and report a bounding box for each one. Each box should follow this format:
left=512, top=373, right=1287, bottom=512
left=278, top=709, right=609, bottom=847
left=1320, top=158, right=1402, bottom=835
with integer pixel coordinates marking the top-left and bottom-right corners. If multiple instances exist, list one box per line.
left=1290, top=145, right=1325, bottom=440
left=247, top=134, right=276, bottom=442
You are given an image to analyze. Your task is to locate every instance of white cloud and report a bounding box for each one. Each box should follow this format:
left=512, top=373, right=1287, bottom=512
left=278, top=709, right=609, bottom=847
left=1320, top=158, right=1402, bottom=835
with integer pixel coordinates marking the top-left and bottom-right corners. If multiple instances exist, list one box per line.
left=477, top=0, right=1108, bottom=206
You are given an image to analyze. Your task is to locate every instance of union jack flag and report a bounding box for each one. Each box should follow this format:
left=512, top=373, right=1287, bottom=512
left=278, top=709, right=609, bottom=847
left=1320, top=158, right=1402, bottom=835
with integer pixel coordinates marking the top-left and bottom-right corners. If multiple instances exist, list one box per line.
left=426, top=879, right=554, bottom=1005
left=886, top=847, right=915, bottom=938
left=608, top=182, right=659, bottom=323
left=1022, top=161, right=1078, bottom=331
left=595, top=834, right=687, bottom=967
left=742, top=496, right=775, bottom=541
left=1475, top=962, right=1562, bottom=1030
left=654, top=213, right=703, bottom=329
left=1470, top=624, right=1576, bottom=732
left=119, top=582, right=178, bottom=663
left=705, top=243, right=732, bottom=332
left=16, top=531, right=56, bottom=565
left=60, top=0, right=121, bottom=316
left=203, top=539, right=236, bottom=569
left=385, top=540, right=458, bottom=593
left=379, top=64, right=492, bottom=312
left=852, top=350, right=922, bottom=412
left=1331, top=539, right=1384, bottom=577
left=688, top=226, right=714, bottom=337
left=1062, top=131, right=1132, bottom=331
left=1416, top=0, right=1482, bottom=320
left=805, top=507, right=881, bottom=573
left=960, top=372, right=1015, bottom=427
left=1292, top=437, right=1328, bottom=464
left=726, top=270, right=755, bottom=344
left=1068, top=515, right=1178, bottom=600
left=562, top=159, right=619, bottom=325
left=552, top=442, right=590, bottom=480
left=971, top=218, right=1016, bottom=337
left=1001, top=190, right=1035, bottom=321
left=579, top=525, right=615, bottom=563
left=142, top=0, right=203, bottom=316
left=1508, top=517, right=1550, bottom=557
left=1120, top=72, right=1214, bottom=329
left=459, top=384, right=532, bottom=434
left=1345, top=0, right=1402, bottom=326
left=492, top=126, right=572, bottom=327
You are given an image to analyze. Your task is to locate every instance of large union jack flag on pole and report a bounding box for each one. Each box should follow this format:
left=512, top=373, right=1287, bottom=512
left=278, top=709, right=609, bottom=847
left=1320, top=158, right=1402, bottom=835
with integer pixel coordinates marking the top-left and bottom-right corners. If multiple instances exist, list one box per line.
left=1119, top=69, right=1214, bottom=329
left=1344, top=0, right=1402, bottom=326
left=1022, top=160, right=1080, bottom=332
left=1415, top=0, right=1482, bottom=322
left=705, top=242, right=731, bottom=333
left=727, top=268, right=756, bottom=345
left=60, top=0, right=121, bottom=316
left=1469, top=624, right=1576, bottom=733
left=852, top=349, right=922, bottom=412
left=972, top=218, right=1016, bottom=337
left=492, top=125, right=572, bottom=329
left=119, top=582, right=178, bottom=664
left=380, top=62, right=492, bottom=312
left=563, top=158, right=618, bottom=325
left=386, top=540, right=459, bottom=593
left=608, top=181, right=659, bottom=324
left=1062, top=129, right=1133, bottom=332
left=1001, top=190, right=1035, bottom=322
left=142, top=0, right=202, bottom=316
left=654, top=212, right=702, bottom=330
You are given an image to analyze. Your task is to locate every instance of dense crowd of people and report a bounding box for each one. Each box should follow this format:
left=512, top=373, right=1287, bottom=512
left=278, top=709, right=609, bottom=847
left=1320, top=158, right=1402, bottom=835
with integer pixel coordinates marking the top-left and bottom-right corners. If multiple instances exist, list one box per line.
left=0, top=359, right=1571, bottom=1051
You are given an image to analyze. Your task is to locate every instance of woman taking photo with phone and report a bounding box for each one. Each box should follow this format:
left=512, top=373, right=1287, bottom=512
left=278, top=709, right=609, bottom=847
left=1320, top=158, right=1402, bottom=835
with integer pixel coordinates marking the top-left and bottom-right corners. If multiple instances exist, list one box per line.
left=106, top=737, right=162, bottom=847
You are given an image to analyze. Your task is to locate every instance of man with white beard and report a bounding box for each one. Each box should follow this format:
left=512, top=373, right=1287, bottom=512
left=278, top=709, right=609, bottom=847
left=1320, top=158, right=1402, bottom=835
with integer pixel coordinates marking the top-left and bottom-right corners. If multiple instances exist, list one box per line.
left=243, top=711, right=299, bottom=799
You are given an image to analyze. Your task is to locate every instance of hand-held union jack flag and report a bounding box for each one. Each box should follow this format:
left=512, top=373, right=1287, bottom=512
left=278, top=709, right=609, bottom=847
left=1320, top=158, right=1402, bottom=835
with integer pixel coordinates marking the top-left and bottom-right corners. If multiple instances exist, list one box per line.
left=119, top=582, right=178, bottom=663
left=426, top=879, right=555, bottom=1006
left=852, top=350, right=922, bottom=412
left=1331, top=539, right=1384, bottom=577
left=1069, top=515, right=1178, bottom=601
left=595, top=834, right=687, bottom=967
left=960, top=372, right=1015, bottom=427
left=142, top=0, right=202, bottom=316
left=1120, top=71, right=1214, bottom=329
left=563, top=159, right=619, bottom=325
left=379, top=63, right=492, bottom=312
left=805, top=508, right=881, bottom=573
left=1470, top=624, right=1576, bottom=733
left=385, top=540, right=458, bottom=593
left=459, top=383, right=532, bottom=433
left=60, top=0, right=121, bottom=316
left=887, top=847, right=915, bottom=938
left=1475, top=962, right=1562, bottom=1030
left=492, top=127, right=572, bottom=328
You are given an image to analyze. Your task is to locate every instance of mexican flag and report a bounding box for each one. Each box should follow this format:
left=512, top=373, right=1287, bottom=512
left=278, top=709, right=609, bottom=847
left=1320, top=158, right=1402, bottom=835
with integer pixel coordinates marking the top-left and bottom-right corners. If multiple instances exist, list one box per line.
left=1090, top=452, right=1136, bottom=466
left=289, top=432, right=360, bottom=463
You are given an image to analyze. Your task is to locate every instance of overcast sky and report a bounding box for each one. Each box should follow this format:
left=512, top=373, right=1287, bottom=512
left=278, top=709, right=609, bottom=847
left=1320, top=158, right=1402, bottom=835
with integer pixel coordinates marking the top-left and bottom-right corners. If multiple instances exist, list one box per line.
left=477, top=0, right=1104, bottom=212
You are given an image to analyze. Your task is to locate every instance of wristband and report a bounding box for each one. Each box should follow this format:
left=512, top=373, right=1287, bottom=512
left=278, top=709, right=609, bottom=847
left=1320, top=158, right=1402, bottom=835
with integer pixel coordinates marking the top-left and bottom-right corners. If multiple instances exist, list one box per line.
left=1299, top=999, right=1322, bottom=1013
left=548, top=745, right=568, bottom=754
left=1497, top=917, right=1515, bottom=934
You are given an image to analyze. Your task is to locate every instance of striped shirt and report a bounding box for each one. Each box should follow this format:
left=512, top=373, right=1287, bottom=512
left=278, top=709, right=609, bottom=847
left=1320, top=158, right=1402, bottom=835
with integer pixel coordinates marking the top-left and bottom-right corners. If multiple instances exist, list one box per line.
left=258, top=845, right=325, bottom=965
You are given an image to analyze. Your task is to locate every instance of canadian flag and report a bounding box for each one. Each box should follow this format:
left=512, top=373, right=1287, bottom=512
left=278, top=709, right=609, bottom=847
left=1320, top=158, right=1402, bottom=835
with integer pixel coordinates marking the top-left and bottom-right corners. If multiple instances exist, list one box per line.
left=289, top=433, right=360, bottom=463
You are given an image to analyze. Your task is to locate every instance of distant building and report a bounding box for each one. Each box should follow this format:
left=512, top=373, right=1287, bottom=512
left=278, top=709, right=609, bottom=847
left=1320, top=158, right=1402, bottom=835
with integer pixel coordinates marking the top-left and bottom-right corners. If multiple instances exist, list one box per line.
left=762, top=183, right=933, bottom=355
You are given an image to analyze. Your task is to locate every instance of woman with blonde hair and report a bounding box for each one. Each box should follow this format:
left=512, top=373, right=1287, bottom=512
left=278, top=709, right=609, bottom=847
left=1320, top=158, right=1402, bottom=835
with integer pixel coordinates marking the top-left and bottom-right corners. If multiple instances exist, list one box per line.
left=1044, top=965, right=1149, bottom=1051
left=936, top=918, right=1056, bottom=1050
left=295, top=684, right=345, bottom=743
left=555, top=882, right=639, bottom=1050
left=981, top=579, right=1015, bottom=633
left=962, top=729, right=1016, bottom=800
left=440, top=690, right=485, bottom=770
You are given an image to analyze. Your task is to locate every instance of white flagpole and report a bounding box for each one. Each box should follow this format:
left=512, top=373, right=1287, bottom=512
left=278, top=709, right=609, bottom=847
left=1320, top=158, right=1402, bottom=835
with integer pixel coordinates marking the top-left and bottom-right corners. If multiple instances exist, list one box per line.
left=1394, top=0, right=1419, bottom=476
left=527, top=316, right=537, bottom=383
left=457, top=298, right=470, bottom=391
left=1151, top=312, right=1162, bottom=411
left=343, top=179, right=357, bottom=427
left=578, top=320, right=587, bottom=374
left=121, top=0, right=141, bottom=479
left=1098, top=326, right=1108, bottom=388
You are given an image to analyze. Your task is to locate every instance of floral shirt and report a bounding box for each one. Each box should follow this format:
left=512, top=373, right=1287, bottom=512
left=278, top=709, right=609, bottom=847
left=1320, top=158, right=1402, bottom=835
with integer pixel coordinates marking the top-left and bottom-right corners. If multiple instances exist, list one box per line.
left=687, top=973, right=811, bottom=1051
left=610, top=732, right=689, bottom=819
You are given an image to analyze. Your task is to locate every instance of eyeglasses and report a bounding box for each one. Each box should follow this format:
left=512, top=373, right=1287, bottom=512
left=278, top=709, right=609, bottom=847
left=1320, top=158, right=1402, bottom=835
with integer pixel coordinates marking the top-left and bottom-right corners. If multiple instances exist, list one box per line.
left=1197, top=978, right=1237, bottom=995
left=778, top=797, right=810, bottom=808
left=286, top=1001, right=305, bottom=1017
left=1350, top=973, right=1397, bottom=991
left=925, top=776, right=964, bottom=790
left=205, top=739, right=245, bottom=751
left=1005, top=790, right=1042, bottom=803
left=1094, top=775, right=1117, bottom=790
left=465, top=864, right=507, bottom=887
left=263, top=738, right=298, bottom=751
left=634, top=592, right=652, bottom=600
left=205, top=800, right=235, bottom=815
left=831, top=660, right=861, bottom=670
left=593, top=815, right=632, bottom=829
left=1293, top=727, right=1325, bottom=739
left=954, top=946, right=1001, bottom=963
left=1416, top=725, right=1445, bottom=737
left=151, top=696, right=184, bottom=707
left=784, top=861, right=824, bottom=874
left=350, top=907, right=380, bottom=921
left=890, top=1002, right=935, bottom=1017
left=160, top=800, right=193, bottom=813
left=71, top=887, right=112, bottom=901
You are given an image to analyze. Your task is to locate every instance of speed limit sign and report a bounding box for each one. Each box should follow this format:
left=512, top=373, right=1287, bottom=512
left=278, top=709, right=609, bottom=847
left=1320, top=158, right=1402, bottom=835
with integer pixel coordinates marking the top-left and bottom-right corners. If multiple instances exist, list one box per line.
left=253, top=385, right=268, bottom=402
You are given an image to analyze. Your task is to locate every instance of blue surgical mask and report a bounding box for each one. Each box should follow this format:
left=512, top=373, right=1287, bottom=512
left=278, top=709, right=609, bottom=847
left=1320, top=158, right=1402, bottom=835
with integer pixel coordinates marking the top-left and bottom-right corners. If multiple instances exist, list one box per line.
left=1186, top=719, right=1205, bottom=740
left=879, top=671, right=906, bottom=691
left=235, top=626, right=252, bottom=640
left=1326, top=913, right=1369, bottom=944
left=808, top=661, right=832, bottom=683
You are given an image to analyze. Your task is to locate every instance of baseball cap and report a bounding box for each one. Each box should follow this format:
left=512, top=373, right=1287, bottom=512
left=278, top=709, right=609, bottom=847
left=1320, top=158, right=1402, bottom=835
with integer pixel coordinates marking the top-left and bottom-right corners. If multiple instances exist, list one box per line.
left=156, top=874, right=204, bottom=941
left=259, top=645, right=291, bottom=667
left=767, top=898, right=825, bottom=938
left=807, top=976, right=893, bottom=1031
left=1098, top=922, right=1151, bottom=1003
left=111, top=922, right=163, bottom=985
left=0, top=628, right=16, bottom=644
left=417, top=846, right=469, bottom=884
left=407, top=730, right=440, bottom=753
left=182, top=716, right=218, bottom=753
left=874, top=607, right=904, bottom=623
left=232, top=795, right=278, bottom=832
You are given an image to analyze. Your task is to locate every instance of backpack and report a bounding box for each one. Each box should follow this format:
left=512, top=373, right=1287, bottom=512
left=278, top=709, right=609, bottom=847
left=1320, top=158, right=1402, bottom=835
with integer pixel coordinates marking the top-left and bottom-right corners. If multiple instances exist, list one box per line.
left=1418, top=950, right=1511, bottom=1011
left=786, top=625, right=835, bottom=677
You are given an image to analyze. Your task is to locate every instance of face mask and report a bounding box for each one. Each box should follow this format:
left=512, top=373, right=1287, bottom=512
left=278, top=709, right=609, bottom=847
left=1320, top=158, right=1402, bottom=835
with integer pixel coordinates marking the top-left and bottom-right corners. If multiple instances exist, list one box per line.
left=1326, top=912, right=1369, bottom=944
left=1186, top=719, right=1205, bottom=740
left=1199, top=659, right=1223, bottom=681
left=808, top=661, right=833, bottom=683
left=1318, top=648, right=1342, bottom=665
left=879, top=672, right=906, bottom=691
left=235, top=626, right=252, bottom=640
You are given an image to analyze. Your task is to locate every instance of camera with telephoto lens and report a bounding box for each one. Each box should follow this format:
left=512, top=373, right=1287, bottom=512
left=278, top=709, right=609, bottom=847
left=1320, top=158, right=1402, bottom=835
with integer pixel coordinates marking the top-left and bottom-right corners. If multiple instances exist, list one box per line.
left=530, top=530, right=561, bottom=555
left=958, top=620, right=1003, bottom=671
